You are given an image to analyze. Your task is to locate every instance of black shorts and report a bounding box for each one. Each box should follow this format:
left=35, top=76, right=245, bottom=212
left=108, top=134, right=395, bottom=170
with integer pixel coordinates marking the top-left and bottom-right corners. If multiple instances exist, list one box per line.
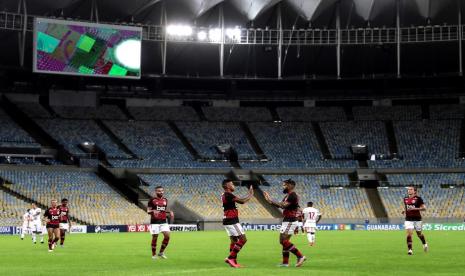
left=46, top=224, right=59, bottom=229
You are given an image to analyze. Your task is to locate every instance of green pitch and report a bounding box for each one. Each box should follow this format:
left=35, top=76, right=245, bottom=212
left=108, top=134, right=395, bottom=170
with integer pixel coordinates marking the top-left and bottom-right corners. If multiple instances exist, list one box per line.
left=0, top=231, right=464, bottom=275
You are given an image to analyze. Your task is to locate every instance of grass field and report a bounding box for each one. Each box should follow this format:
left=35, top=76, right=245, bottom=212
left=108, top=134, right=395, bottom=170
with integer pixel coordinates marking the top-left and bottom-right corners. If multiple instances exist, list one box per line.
left=0, top=231, right=464, bottom=275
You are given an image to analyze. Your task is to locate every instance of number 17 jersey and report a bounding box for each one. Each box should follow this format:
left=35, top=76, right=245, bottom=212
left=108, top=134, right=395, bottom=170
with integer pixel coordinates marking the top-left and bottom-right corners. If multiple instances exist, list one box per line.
left=302, top=207, right=320, bottom=224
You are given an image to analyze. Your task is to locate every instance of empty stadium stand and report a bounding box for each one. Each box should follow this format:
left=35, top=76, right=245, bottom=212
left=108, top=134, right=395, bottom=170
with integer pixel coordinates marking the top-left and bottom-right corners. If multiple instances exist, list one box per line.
left=138, top=174, right=273, bottom=220
left=0, top=108, right=40, bottom=149
left=0, top=170, right=148, bottom=225
left=379, top=173, right=465, bottom=220
left=261, top=175, right=375, bottom=222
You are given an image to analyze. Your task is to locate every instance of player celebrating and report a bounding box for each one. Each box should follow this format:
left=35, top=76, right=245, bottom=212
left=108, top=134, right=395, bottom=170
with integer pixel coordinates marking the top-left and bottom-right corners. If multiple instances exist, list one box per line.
left=402, top=186, right=428, bottom=255
left=29, top=203, right=45, bottom=244
left=147, top=186, right=174, bottom=260
left=20, top=209, right=32, bottom=240
left=221, top=179, right=254, bottom=268
left=44, top=199, right=61, bottom=252
left=59, top=198, right=71, bottom=247
left=264, top=179, right=306, bottom=267
left=302, top=202, right=321, bottom=246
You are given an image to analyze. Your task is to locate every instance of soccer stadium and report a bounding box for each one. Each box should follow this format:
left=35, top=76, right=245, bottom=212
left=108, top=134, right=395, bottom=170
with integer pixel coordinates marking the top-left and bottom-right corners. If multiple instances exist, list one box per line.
left=0, top=0, right=465, bottom=275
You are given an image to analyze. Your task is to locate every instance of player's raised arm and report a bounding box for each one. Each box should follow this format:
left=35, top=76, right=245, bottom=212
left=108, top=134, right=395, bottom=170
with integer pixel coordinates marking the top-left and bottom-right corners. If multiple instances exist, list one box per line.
left=234, top=186, right=254, bottom=204
left=263, top=191, right=289, bottom=208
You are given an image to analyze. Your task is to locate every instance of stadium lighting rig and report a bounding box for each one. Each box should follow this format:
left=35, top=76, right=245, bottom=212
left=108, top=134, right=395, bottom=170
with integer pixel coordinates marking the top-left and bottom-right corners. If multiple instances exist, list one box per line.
left=166, top=24, right=193, bottom=37
left=208, top=28, right=222, bottom=43
left=225, top=27, right=241, bottom=42
left=166, top=24, right=241, bottom=43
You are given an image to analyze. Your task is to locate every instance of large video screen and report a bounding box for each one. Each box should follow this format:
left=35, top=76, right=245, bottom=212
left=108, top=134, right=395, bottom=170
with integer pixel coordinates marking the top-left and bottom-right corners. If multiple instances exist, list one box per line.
left=33, top=18, right=142, bottom=79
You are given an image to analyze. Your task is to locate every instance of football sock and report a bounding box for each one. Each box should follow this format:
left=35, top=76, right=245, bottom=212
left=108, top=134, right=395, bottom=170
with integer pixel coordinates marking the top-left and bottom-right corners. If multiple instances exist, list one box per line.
left=283, top=240, right=303, bottom=258
left=151, top=236, right=157, bottom=256
left=229, top=242, right=235, bottom=252
left=228, top=239, right=246, bottom=260
left=407, top=236, right=413, bottom=250
left=60, top=232, right=65, bottom=245
left=48, top=238, right=53, bottom=250
left=418, top=234, right=426, bottom=245
left=32, top=233, right=36, bottom=242
left=160, top=237, right=170, bottom=253
left=282, top=249, right=290, bottom=264
left=53, top=237, right=59, bottom=245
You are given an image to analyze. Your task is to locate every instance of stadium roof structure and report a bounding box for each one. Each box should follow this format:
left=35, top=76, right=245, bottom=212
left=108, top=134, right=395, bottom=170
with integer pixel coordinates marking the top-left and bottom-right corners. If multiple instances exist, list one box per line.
left=0, top=0, right=464, bottom=79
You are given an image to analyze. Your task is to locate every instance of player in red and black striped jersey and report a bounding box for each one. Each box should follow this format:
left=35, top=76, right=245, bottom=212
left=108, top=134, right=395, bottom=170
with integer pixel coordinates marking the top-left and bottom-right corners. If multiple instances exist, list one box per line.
left=264, top=179, right=306, bottom=267
left=221, top=179, right=253, bottom=268
left=58, top=198, right=71, bottom=247
left=147, top=186, right=174, bottom=260
left=44, top=199, right=61, bottom=252
left=402, top=186, right=428, bottom=255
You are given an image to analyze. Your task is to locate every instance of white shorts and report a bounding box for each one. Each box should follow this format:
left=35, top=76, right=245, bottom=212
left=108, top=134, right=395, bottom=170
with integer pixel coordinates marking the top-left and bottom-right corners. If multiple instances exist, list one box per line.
left=21, top=223, right=31, bottom=234
left=59, top=223, right=69, bottom=231
left=280, top=221, right=299, bottom=235
left=304, top=222, right=317, bottom=232
left=31, top=222, right=43, bottom=233
left=224, top=223, right=245, bottom=237
left=150, top=224, right=170, bottom=235
left=405, top=221, right=422, bottom=231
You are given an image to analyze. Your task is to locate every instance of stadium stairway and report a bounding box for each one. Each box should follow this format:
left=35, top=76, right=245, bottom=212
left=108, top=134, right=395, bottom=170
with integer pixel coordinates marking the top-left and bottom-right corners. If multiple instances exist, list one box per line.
left=311, top=122, right=333, bottom=159
left=97, top=165, right=146, bottom=211
left=268, top=106, right=281, bottom=122
left=0, top=95, right=76, bottom=165
left=95, top=119, right=138, bottom=159
left=191, top=104, right=208, bottom=121
left=38, top=94, right=57, bottom=117
left=252, top=174, right=285, bottom=218
left=167, top=121, right=202, bottom=160
left=385, top=121, right=399, bottom=156
left=239, top=122, right=267, bottom=159
left=0, top=176, right=89, bottom=225
left=359, top=179, right=388, bottom=223
left=100, top=98, right=132, bottom=120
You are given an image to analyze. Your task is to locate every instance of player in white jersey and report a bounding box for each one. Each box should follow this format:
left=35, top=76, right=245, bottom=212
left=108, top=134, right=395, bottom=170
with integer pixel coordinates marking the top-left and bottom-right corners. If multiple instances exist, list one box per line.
left=29, top=203, right=45, bottom=244
left=302, top=202, right=322, bottom=246
left=21, top=209, right=32, bottom=240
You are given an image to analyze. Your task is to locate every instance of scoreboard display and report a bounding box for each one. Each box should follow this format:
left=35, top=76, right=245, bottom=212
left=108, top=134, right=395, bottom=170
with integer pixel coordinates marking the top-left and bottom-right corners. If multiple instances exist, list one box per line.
left=33, top=18, right=142, bottom=79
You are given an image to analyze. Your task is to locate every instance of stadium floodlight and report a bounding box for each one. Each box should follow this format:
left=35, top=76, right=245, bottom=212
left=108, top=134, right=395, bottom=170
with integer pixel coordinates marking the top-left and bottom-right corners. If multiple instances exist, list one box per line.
left=197, top=30, right=207, bottom=41
left=166, top=24, right=193, bottom=36
left=209, top=28, right=222, bottom=43
left=226, top=27, right=241, bottom=42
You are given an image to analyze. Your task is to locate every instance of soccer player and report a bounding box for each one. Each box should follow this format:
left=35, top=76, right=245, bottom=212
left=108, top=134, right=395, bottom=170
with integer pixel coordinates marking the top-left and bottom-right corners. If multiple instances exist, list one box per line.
left=44, top=199, right=61, bottom=252
left=29, top=203, right=45, bottom=244
left=302, top=202, right=321, bottom=246
left=147, top=186, right=174, bottom=260
left=263, top=179, right=306, bottom=267
left=59, top=198, right=71, bottom=247
left=221, top=179, right=254, bottom=268
left=20, top=209, right=32, bottom=240
left=402, top=186, right=428, bottom=255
